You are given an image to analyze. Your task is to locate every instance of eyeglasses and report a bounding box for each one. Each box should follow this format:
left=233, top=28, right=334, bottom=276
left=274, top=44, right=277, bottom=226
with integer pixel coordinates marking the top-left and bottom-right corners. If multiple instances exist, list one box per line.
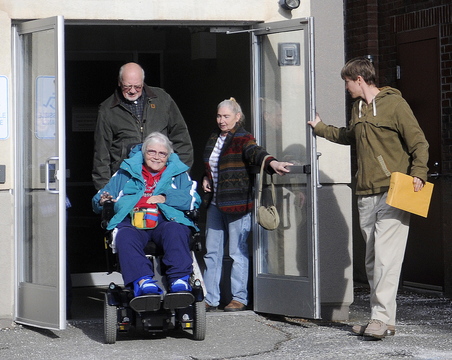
left=121, top=84, right=143, bottom=91
left=146, top=150, right=168, bottom=158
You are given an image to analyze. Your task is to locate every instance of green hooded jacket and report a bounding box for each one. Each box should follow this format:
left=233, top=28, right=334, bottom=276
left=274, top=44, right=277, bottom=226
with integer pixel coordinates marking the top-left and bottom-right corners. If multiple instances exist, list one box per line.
left=314, top=87, right=429, bottom=195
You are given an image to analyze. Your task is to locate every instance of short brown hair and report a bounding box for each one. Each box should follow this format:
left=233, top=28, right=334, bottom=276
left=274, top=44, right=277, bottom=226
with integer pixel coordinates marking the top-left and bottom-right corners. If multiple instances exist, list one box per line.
left=341, top=57, right=376, bottom=85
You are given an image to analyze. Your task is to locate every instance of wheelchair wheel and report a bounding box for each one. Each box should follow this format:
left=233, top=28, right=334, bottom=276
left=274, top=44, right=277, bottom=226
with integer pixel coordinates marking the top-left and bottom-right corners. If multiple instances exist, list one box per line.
left=192, top=299, right=206, bottom=341
left=104, top=292, right=118, bottom=344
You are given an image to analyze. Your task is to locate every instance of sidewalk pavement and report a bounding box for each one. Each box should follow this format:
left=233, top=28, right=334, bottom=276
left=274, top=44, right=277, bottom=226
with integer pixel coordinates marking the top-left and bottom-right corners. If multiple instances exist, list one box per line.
left=1, top=285, right=451, bottom=359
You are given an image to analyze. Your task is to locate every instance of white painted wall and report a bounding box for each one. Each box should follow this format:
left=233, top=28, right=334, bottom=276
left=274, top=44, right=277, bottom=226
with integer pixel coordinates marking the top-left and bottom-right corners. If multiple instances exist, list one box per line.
left=0, top=11, right=14, bottom=325
left=3, top=0, right=309, bottom=22
left=0, top=0, right=351, bottom=322
left=311, top=1, right=353, bottom=318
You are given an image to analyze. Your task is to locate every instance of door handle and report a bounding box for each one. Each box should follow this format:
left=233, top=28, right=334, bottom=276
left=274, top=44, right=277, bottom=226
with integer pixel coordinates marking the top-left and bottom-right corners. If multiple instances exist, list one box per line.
left=316, top=152, right=322, bottom=189
left=45, top=156, right=59, bottom=194
left=287, top=165, right=310, bottom=174
left=282, top=192, right=291, bottom=230
left=428, top=162, right=441, bottom=179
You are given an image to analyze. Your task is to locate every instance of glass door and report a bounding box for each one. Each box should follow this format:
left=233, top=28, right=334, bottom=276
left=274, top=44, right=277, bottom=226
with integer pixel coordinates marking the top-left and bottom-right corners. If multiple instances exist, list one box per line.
left=14, top=16, right=67, bottom=330
left=252, top=18, right=320, bottom=318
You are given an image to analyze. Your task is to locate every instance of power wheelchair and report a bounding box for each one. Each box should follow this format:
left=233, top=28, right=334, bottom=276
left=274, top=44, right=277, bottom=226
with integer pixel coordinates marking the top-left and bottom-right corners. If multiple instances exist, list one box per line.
left=101, top=201, right=206, bottom=344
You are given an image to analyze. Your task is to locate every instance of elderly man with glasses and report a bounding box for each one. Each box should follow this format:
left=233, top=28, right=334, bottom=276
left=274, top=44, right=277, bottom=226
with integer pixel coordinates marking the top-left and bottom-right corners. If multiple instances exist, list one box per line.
left=92, top=62, right=193, bottom=191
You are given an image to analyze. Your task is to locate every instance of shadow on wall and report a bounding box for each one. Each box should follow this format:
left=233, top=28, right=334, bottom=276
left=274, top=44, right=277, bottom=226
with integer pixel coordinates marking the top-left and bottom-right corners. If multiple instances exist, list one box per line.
left=283, top=143, right=352, bottom=321
left=350, top=178, right=367, bottom=284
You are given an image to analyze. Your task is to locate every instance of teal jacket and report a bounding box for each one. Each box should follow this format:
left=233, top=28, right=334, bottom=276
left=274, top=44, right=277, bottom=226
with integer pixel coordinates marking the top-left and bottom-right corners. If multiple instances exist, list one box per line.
left=92, top=145, right=201, bottom=231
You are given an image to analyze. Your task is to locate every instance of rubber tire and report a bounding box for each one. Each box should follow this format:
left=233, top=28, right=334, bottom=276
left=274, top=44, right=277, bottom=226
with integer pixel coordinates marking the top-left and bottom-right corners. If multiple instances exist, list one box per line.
left=192, top=300, right=206, bottom=341
left=104, top=292, right=117, bottom=344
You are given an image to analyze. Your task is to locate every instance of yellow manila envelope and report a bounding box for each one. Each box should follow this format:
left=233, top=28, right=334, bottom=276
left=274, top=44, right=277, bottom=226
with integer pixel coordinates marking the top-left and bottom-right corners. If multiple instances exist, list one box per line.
left=386, top=172, right=434, bottom=218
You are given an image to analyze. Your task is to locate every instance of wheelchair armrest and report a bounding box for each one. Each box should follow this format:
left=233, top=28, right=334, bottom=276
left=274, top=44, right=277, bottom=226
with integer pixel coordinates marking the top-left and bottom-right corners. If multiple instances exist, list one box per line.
left=101, top=200, right=115, bottom=229
left=190, top=231, right=202, bottom=252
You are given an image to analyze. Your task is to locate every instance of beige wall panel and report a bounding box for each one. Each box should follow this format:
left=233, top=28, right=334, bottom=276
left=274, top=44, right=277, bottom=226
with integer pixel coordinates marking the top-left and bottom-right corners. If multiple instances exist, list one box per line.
left=311, top=1, right=353, bottom=320
left=0, top=191, right=14, bottom=320
left=318, top=184, right=353, bottom=320
left=317, top=137, right=351, bottom=184
left=3, top=0, right=310, bottom=22
left=0, top=12, right=14, bottom=323
left=0, top=12, right=13, bottom=189
left=0, top=0, right=351, bottom=322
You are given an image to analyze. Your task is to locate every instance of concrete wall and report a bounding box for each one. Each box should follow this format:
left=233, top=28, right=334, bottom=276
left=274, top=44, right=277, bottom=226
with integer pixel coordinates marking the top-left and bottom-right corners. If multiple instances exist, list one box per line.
left=0, top=10, right=14, bottom=325
left=0, top=0, right=352, bottom=322
left=311, top=2, right=353, bottom=319
left=3, top=0, right=309, bottom=22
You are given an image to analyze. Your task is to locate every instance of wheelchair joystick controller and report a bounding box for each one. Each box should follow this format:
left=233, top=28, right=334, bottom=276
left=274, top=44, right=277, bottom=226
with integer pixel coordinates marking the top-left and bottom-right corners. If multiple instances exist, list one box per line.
left=101, top=200, right=115, bottom=229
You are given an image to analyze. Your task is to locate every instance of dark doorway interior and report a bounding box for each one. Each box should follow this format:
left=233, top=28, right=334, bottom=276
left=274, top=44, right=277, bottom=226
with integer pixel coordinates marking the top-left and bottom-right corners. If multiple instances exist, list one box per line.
left=64, top=25, right=251, bottom=308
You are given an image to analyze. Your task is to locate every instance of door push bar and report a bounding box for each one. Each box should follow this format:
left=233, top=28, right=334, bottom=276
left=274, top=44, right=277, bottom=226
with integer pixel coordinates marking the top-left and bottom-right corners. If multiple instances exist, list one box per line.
left=249, top=163, right=311, bottom=175
left=45, top=156, right=59, bottom=194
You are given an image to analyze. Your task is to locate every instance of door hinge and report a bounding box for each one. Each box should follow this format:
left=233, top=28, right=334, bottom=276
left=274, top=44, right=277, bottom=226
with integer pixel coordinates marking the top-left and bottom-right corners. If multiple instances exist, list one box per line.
left=396, top=65, right=401, bottom=80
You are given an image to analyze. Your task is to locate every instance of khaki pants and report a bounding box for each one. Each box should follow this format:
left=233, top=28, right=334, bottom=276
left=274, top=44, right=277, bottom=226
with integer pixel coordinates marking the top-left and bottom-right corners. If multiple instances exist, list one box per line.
left=358, top=192, right=411, bottom=326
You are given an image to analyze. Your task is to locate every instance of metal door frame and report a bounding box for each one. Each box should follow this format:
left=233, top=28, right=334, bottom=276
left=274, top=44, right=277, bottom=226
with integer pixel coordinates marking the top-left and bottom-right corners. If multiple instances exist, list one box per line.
left=251, top=18, right=320, bottom=319
left=13, top=15, right=67, bottom=330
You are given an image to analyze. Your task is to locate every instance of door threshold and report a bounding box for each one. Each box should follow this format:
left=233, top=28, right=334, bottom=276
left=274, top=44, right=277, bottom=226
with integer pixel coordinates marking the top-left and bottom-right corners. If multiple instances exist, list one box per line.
left=71, top=272, right=123, bottom=287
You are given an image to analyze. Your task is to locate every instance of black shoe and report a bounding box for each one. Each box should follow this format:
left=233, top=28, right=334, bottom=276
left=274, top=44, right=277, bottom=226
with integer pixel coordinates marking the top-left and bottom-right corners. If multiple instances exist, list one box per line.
left=205, top=303, right=218, bottom=312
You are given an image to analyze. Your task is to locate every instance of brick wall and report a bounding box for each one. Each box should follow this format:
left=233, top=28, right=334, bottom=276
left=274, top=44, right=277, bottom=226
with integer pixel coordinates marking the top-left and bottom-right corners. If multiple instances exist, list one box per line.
left=344, top=0, right=379, bottom=72
left=441, top=22, right=452, bottom=173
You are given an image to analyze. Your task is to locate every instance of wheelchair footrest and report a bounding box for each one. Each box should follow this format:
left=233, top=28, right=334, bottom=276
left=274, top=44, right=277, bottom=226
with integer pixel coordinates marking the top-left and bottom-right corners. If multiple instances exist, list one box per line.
left=163, top=292, right=195, bottom=310
left=129, top=294, right=162, bottom=313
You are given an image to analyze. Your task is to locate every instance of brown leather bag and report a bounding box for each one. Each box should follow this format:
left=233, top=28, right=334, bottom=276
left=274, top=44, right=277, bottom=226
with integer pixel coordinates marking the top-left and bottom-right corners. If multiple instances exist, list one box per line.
left=257, top=155, right=280, bottom=230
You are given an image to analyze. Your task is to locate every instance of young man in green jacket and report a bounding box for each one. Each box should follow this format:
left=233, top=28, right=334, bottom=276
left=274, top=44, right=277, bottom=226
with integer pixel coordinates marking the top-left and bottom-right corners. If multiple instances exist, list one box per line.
left=308, top=57, right=429, bottom=339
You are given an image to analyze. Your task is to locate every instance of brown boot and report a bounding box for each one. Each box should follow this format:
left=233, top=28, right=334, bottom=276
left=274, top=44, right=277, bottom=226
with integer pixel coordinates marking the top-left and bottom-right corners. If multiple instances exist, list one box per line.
left=224, top=300, right=246, bottom=312
left=351, top=323, right=396, bottom=336
left=363, top=319, right=389, bottom=339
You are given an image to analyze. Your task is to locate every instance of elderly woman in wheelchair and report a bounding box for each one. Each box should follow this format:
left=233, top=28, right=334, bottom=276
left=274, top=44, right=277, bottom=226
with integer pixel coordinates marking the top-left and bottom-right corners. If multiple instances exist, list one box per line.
left=92, top=132, right=205, bottom=342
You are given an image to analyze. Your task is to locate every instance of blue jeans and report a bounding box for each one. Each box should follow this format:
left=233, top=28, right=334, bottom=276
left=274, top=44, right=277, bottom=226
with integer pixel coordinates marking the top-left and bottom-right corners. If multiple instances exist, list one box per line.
left=203, top=205, right=251, bottom=306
